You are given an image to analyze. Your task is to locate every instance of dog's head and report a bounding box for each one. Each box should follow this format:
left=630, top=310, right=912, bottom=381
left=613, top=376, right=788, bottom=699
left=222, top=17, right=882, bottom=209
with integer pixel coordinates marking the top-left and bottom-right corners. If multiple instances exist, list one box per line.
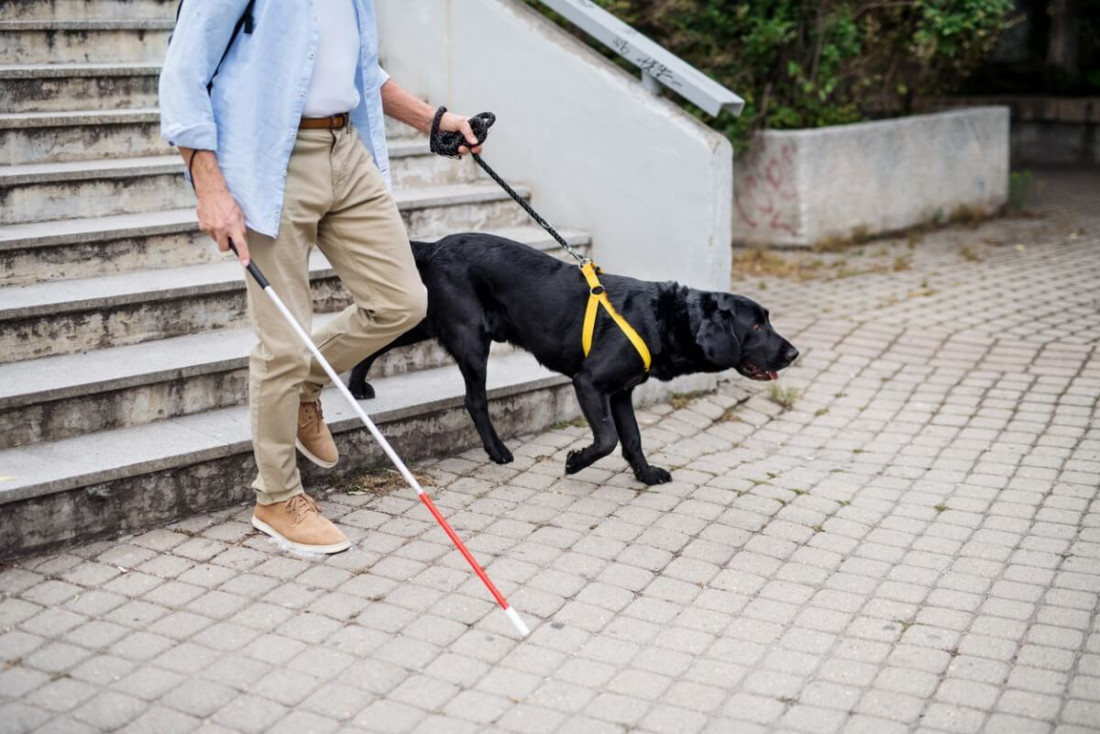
left=695, top=293, right=798, bottom=381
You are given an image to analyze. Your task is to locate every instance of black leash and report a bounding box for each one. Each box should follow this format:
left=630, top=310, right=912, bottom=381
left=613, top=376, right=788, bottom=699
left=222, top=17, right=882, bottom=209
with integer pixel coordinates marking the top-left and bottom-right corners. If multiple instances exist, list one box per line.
left=430, top=107, right=589, bottom=266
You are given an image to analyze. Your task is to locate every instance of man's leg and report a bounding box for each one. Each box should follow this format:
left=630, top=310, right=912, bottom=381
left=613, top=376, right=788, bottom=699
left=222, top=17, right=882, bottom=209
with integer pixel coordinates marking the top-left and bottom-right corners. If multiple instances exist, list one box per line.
left=245, top=129, right=349, bottom=553
left=301, top=125, right=428, bottom=401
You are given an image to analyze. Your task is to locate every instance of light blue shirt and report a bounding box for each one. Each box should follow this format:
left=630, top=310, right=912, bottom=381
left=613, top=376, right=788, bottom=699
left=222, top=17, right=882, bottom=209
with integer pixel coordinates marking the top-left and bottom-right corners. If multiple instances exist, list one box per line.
left=159, top=0, right=391, bottom=238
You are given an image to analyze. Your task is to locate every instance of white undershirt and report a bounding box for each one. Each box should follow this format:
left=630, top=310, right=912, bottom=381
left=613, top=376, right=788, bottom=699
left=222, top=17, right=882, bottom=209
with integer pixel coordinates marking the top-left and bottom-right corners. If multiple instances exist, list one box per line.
left=302, top=0, right=361, bottom=118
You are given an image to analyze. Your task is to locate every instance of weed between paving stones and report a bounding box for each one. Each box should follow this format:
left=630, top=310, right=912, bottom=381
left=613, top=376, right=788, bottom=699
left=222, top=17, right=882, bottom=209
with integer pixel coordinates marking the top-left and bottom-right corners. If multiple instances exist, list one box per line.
left=669, top=390, right=712, bottom=411
left=767, top=383, right=801, bottom=410
left=340, top=466, right=436, bottom=498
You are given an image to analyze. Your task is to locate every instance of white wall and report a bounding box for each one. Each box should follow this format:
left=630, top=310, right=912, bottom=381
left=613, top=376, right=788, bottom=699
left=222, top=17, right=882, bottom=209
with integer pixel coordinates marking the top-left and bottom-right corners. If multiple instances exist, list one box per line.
left=377, top=0, right=734, bottom=292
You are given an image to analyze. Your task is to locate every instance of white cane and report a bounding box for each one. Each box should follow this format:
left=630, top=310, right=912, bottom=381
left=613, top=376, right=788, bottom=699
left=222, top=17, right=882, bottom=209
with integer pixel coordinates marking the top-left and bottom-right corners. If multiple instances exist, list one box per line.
left=231, top=240, right=529, bottom=637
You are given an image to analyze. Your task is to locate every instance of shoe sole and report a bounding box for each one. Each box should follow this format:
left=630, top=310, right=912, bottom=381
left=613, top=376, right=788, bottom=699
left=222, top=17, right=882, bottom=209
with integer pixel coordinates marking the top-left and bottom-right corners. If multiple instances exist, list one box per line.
left=295, top=438, right=338, bottom=469
left=251, top=516, right=351, bottom=554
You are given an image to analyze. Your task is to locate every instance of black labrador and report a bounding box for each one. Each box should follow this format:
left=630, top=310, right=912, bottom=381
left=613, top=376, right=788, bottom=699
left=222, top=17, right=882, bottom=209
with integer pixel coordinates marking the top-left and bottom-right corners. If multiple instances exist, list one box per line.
left=348, top=233, right=799, bottom=485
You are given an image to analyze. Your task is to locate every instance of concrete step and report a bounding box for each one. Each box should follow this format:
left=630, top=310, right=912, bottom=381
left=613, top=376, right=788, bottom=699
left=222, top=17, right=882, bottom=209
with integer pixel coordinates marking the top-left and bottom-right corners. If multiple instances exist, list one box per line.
left=0, top=142, right=478, bottom=225
left=0, top=314, right=461, bottom=450
left=389, top=138, right=481, bottom=188
left=0, top=109, right=460, bottom=168
left=0, top=227, right=590, bottom=447
left=0, top=219, right=584, bottom=364
left=0, top=209, right=214, bottom=287
left=0, top=63, right=162, bottom=113
left=0, top=349, right=577, bottom=558
left=0, top=108, right=164, bottom=166
left=0, top=155, right=187, bottom=225
left=0, top=20, right=174, bottom=64
left=0, top=206, right=588, bottom=288
left=1, top=0, right=176, bottom=21
left=1, top=195, right=576, bottom=287
left=399, top=182, right=534, bottom=237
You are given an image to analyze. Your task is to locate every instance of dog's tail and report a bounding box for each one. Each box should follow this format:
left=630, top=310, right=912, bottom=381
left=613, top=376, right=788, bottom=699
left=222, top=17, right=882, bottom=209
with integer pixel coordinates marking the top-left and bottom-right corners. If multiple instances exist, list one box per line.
left=409, top=240, right=435, bottom=270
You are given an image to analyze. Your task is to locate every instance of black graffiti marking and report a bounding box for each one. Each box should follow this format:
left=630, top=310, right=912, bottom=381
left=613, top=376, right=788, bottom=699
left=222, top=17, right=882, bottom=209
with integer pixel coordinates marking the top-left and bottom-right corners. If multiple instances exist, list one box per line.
left=636, top=57, right=681, bottom=86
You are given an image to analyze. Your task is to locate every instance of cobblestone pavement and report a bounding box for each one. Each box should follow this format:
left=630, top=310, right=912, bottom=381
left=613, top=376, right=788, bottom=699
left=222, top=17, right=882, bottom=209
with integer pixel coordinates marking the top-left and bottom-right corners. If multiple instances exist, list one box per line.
left=2, top=172, right=1099, bottom=733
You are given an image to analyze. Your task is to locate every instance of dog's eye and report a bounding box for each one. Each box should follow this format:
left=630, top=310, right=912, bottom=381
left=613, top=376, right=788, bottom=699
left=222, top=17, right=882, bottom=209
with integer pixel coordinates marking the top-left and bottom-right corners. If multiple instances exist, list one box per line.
left=752, top=323, right=763, bottom=332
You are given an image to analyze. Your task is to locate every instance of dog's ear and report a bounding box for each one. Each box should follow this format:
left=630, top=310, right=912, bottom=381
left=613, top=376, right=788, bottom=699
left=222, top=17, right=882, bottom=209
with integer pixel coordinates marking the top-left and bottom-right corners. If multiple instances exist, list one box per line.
left=695, top=296, right=741, bottom=367
left=715, top=293, right=736, bottom=313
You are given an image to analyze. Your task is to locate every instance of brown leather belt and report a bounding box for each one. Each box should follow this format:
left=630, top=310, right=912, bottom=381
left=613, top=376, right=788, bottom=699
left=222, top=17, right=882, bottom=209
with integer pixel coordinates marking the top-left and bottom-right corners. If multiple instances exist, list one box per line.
left=299, top=113, right=349, bottom=130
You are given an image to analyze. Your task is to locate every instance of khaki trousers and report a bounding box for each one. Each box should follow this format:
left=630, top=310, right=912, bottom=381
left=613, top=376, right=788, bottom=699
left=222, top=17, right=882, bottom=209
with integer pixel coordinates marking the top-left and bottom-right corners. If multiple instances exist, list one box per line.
left=244, top=125, right=427, bottom=504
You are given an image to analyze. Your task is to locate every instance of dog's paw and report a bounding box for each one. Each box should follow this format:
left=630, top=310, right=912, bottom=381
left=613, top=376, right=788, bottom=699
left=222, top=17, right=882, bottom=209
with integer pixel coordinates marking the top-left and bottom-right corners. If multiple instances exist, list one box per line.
left=487, top=444, right=514, bottom=465
left=565, top=449, right=586, bottom=475
left=348, top=380, right=376, bottom=400
left=636, top=466, right=672, bottom=485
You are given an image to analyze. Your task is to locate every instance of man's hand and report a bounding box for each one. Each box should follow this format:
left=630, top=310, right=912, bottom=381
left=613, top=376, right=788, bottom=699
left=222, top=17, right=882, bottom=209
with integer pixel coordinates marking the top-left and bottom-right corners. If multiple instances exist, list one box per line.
left=437, top=111, right=483, bottom=155
left=181, top=148, right=250, bottom=266
left=197, top=186, right=250, bottom=266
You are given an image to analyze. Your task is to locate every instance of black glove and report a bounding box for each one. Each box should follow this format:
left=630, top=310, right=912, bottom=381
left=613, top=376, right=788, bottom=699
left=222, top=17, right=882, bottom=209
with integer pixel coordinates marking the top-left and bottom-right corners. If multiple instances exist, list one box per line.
left=430, top=106, right=496, bottom=159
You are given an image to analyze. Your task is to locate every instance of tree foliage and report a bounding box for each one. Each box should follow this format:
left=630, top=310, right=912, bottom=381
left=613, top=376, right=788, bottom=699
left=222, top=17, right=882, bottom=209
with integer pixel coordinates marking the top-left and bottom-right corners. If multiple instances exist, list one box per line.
left=546, top=0, right=1017, bottom=151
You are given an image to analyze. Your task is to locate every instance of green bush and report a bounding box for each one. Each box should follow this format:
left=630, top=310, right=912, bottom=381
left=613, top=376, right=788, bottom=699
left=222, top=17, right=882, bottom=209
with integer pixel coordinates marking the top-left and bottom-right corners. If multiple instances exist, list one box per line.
left=533, top=0, right=1016, bottom=151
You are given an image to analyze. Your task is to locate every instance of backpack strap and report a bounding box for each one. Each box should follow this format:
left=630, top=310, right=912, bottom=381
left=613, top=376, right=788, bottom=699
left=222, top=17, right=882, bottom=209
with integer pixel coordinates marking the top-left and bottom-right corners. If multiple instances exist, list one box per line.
left=174, top=0, right=256, bottom=92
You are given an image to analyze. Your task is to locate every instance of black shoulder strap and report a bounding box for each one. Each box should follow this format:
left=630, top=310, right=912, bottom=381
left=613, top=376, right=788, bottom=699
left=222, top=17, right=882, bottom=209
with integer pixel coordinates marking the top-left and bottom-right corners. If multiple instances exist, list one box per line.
left=215, top=0, right=256, bottom=73
left=174, top=0, right=257, bottom=92
left=175, top=0, right=255, bottom=32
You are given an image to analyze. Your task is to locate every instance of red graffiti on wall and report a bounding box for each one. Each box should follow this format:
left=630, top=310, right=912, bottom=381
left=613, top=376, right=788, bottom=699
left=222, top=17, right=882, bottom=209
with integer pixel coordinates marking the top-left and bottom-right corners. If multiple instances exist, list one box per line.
left=734, top=141, right=798, bottom=236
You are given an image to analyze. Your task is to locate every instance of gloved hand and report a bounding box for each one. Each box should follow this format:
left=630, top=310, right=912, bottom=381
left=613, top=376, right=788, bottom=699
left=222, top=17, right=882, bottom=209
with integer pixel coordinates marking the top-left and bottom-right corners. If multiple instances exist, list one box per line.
left=430, top=107, right=496, bottom=159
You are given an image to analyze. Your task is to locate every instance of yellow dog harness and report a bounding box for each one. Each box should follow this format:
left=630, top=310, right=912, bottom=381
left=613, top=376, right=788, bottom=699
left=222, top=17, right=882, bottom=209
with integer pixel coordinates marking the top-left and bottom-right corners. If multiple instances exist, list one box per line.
left=580, top=261, right=652, bottom=372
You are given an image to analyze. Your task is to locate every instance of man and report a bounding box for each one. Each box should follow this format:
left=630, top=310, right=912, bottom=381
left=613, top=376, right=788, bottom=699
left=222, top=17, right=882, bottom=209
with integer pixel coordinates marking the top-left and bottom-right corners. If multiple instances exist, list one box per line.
left=160, top=0, right=483, bottom=553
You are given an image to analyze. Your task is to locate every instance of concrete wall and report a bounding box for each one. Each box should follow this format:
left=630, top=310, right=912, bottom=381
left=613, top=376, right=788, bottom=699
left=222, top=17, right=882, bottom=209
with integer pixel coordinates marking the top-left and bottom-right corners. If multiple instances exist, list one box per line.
left=376, top=0, right=734, bottom=292
left=924, top=96, right=1100, bottom=167
left=1012, top=122, right=1100, bottom=166
left=732, top=108, right=1010, bottom=248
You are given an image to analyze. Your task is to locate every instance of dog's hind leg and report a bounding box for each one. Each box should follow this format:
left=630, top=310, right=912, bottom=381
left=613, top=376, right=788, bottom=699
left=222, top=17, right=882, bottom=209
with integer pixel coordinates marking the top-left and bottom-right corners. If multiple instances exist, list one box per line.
left=449, top=333, right=514, bottom=465
left=347, top=325, right=430, bottom=400
left=564, top=373, right=619, bottom=475
left=610, top=389, right=671, bottom=485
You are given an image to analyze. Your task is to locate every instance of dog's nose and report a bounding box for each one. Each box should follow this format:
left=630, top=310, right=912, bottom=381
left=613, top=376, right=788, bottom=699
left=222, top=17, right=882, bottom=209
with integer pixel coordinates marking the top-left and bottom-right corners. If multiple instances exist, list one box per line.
left=783, top=345, right=799, bottom=365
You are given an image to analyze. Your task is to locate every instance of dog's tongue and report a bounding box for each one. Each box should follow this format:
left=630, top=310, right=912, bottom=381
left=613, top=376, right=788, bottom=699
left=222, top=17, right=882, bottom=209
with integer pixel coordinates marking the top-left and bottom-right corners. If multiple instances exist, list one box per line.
left=769, top=371, right=778, bottom=381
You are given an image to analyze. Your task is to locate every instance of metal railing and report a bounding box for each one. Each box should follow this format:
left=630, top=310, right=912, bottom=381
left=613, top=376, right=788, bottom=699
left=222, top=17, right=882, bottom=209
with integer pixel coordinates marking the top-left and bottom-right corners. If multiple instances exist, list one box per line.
left=535, top=0, right=745, bottom=117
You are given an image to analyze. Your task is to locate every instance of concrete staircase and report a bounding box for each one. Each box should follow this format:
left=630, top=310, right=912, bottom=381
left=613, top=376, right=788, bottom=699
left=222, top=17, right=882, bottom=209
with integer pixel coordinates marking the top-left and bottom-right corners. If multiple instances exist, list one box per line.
left=0, top=1, right=592, bottom=558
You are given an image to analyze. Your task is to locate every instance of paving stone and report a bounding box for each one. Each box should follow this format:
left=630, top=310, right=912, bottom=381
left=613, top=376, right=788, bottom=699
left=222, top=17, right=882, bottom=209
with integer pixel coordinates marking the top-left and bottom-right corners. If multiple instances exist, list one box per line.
left=996, top=690, right=1063, bottom=720
left=160, top=678, right=237, bottom=718
left=71, top=691, right=147, bottom=730
left=25, top=676, right=98, bottom=714
left=299, top=681, right=377, bottom=721
left=110, top=666, right=185, bottom=701
left=211, top=693, right=289, bottom=734
left=921, top=703, right=987, bottom=733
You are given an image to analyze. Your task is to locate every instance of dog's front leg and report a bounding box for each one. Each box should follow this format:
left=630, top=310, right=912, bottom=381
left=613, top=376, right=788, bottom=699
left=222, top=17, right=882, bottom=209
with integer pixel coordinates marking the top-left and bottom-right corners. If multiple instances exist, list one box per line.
left=565, top=373, right=618, bottom=475
left=610, top=389, right=671, bottom=485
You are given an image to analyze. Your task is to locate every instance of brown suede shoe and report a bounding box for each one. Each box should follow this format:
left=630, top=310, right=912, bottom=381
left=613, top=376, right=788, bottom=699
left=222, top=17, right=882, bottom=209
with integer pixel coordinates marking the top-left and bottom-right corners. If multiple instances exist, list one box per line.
left=252, top=494, right=350, bottom=554
left=296, top=401, right=338, bottom=468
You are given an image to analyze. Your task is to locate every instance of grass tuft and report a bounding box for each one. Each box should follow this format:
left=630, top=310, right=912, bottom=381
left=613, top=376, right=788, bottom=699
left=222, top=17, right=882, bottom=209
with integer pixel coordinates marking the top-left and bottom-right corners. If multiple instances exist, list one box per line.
left=1009, top=170, right=1032, bottom=211
left=959, top=244, right=981, bottom=262
left=551, top=417, right=587, bottom=430
left=670, top=390, right=711, bottom=411
left=343, top=466, right=434, bottom=497
left=767, top=383, right=801, bottom=410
